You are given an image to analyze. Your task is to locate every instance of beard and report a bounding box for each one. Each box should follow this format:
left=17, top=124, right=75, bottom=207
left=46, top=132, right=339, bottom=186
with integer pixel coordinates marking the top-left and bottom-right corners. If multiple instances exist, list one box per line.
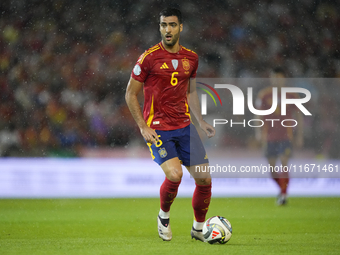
left=162, top=32, right=180, bottom=47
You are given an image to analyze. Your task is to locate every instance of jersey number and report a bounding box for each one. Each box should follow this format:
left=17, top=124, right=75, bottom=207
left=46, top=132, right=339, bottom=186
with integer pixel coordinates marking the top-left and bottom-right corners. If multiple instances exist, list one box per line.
left=171, top=72, right=178, bottom=86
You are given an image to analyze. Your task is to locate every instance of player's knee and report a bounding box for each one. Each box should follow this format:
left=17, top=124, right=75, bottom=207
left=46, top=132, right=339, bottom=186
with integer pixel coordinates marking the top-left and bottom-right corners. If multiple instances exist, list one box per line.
left=195, top=178, right=211, bottom=186
left=167, top=168, right=183, bottom=182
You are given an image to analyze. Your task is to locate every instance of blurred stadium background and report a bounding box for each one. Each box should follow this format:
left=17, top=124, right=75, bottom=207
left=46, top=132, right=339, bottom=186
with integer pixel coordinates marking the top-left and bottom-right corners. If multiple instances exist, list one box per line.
left=0, top=0, right=339, bottom=198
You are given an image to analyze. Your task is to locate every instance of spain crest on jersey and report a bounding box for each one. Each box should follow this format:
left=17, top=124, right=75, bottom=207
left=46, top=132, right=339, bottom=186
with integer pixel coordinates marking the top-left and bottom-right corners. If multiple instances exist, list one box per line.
left=182, top=59, right=190, bottom=71
left=158, top=147, right=168, bottom=158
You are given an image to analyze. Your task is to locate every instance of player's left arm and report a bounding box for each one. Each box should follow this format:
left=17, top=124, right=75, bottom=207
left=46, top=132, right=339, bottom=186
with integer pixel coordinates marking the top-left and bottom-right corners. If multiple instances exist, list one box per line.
left=188, top=78, right=215, bottom=138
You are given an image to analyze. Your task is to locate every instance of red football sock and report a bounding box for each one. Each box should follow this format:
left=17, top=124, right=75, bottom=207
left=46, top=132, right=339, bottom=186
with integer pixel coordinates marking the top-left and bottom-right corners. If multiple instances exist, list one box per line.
left=280, top=178, right=289, bottom=195
left=272, top=177, right=280, bottom=186
left=160, top=177, right=181, bottom=212
left=192, top=183, right=212, bottom=222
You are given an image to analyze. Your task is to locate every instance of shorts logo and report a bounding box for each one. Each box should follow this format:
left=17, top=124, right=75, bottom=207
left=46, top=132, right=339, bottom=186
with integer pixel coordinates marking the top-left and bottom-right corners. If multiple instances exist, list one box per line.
left=158, top=147, right=168, bottom=158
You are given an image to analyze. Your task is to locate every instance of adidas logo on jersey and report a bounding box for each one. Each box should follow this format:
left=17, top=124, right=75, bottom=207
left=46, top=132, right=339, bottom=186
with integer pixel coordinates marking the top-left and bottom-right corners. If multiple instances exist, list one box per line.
left=160, top=63, right=169, bottom=69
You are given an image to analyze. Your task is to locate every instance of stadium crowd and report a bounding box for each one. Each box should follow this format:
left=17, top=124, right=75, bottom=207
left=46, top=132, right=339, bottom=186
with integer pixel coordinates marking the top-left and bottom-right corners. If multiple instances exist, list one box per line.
left=0, top=0, right=339, bottom=157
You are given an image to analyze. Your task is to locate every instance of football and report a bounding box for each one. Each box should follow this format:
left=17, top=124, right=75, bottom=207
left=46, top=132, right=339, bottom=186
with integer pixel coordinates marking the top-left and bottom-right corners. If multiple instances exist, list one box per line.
left=203, top=216, right=232, bottom=244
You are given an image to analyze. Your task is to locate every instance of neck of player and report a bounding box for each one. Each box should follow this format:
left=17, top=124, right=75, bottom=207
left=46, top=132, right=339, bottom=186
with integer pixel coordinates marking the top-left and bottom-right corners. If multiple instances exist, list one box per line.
left=162, top=40, right=180, bottom=53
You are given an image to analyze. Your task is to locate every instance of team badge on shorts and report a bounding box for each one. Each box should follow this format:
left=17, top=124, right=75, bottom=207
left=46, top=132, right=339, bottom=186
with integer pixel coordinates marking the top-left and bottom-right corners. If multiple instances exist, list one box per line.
left=158, top=147, right=168, bottom=158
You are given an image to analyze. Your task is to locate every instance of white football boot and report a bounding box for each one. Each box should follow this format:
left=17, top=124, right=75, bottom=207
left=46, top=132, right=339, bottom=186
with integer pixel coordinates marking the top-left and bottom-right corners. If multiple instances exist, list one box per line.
left=190, top=227, right=206, bottom=242
left=277, top=194, right=287, bottom=206
left=157, top=215, right=172, bottom=241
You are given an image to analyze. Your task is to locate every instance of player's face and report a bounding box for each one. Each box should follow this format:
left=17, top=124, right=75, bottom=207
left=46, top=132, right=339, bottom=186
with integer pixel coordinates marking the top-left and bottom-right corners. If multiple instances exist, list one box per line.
left=159, top=16, right=183, bottom=47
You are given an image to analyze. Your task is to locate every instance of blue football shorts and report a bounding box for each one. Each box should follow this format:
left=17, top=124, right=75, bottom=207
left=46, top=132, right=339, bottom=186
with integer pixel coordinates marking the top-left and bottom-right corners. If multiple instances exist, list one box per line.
left=265, top=140, right=292, bottom=158
left=146, top=123, right=209, bottom=166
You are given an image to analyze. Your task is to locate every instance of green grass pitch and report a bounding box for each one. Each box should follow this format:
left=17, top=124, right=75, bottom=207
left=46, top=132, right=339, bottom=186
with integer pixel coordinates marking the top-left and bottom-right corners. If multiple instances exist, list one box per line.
left=1, top=197, right=339, bottom=255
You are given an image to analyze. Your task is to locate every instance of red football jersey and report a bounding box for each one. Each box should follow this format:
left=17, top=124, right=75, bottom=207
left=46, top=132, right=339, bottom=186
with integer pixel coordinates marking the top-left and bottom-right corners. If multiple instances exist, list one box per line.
left=131, top=42, right=198, bottom=130
left=256, top=86, right=300, bottom=142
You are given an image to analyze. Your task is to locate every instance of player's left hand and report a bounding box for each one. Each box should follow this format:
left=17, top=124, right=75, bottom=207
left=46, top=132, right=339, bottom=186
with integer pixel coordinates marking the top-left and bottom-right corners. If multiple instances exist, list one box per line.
left=199, top=120, right=215, bottom=138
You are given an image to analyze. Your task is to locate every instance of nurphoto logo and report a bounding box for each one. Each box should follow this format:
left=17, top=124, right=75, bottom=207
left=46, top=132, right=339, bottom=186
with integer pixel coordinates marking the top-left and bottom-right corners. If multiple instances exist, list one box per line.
left=198, top=83, right=312, bottom=128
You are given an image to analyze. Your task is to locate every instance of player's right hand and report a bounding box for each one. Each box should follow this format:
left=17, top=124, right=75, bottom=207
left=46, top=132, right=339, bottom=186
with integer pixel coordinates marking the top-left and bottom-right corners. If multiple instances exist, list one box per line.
left=140, top=125, right=159, bottom=145
left=199, top=120, right=216, bottom=138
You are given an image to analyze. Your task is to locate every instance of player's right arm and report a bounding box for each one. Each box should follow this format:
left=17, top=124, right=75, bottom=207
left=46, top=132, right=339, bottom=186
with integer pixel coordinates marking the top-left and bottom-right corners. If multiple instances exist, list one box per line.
left=125, top=77, right=159, bottom=145
left=188, top=78, right=215, bottom=138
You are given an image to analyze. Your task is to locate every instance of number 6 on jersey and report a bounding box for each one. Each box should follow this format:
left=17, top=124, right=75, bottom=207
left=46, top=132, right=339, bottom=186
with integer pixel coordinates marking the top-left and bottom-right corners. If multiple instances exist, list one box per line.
left=171, top=72, right=178, bottom=86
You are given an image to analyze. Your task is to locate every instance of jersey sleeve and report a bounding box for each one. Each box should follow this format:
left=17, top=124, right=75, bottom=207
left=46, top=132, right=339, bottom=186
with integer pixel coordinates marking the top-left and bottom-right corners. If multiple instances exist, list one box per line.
left=131, top=51, right=151, bottom=83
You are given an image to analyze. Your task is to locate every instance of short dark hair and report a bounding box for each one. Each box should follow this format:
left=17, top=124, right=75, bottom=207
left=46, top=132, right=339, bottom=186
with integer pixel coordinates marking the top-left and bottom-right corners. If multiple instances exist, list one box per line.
left=159, top=7, right=182, bottom=24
